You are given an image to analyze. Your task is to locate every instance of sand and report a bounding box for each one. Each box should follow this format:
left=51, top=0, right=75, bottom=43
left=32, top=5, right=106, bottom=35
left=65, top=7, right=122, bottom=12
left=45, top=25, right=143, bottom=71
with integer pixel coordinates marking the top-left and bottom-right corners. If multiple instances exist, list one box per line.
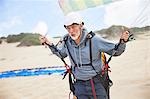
left=0, top=33, right=150, bottom=99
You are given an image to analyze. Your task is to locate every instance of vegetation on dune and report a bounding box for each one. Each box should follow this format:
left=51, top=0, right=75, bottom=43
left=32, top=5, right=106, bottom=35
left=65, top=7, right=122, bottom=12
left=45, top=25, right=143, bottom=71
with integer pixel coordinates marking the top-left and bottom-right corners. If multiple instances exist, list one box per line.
left=7, top=33, right=28, bottom=43
left=17, top=34, right=41, bottom=47
left=6, top=33, right=41, bottom=47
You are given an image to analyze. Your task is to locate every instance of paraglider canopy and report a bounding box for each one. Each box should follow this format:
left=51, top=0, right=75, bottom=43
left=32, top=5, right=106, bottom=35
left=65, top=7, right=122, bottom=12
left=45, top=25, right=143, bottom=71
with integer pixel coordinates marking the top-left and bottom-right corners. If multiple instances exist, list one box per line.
left=58, top=0, right=122, bottom=15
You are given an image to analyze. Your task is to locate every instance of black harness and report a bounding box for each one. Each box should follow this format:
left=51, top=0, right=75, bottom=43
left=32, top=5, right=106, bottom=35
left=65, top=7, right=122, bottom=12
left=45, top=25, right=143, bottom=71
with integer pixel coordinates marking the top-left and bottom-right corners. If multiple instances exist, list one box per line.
left=63, top=31, right=112, bottom=99
left=63, top=31, right=95, bottom=67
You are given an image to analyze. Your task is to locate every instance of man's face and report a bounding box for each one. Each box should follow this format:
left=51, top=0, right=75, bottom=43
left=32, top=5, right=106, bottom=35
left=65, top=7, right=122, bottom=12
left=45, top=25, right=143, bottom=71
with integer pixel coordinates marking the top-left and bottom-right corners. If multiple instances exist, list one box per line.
left=65, top=23, right=82, bottom=40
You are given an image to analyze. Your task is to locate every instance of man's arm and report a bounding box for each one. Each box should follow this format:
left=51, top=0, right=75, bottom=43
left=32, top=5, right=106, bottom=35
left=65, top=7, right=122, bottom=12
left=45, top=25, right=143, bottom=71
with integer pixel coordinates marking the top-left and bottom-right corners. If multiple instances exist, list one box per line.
left=39, top=36, right=68, bottom=59
left=93, top=31, right=129, bottom=56
left=48, top=41, right=68, bottom=58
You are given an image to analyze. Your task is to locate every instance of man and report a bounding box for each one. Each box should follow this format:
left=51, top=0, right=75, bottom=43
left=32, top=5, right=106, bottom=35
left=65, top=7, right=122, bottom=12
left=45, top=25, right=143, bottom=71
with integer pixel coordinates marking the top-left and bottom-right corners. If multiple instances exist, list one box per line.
left=40, top=12, right=129, bottom=99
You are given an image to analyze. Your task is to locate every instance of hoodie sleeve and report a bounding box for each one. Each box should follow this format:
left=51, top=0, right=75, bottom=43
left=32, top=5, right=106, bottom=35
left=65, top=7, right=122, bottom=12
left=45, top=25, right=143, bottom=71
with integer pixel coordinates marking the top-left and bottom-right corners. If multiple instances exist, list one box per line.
left=48, top=41, right=68, bottom=59
left=93, top=35, right=126, bottom=56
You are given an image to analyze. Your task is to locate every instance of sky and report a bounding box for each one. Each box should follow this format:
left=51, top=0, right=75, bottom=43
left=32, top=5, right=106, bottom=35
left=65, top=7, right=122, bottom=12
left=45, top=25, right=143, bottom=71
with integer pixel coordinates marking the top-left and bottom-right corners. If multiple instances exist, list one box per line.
left=0, top=0, right=150, bottom=37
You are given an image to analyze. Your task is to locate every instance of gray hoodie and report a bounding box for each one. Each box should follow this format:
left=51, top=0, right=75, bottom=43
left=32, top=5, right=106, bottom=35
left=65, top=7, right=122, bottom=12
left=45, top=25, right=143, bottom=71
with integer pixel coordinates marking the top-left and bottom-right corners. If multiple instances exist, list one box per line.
left=49, top=29, right=126, bottom=80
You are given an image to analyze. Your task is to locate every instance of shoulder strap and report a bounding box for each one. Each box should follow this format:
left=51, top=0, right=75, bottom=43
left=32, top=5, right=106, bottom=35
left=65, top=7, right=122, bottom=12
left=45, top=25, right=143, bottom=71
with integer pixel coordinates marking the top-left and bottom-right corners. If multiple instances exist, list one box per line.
left=86, top=31, right=95, bottom=39
left=87, top=32, right=99, bottom=74
left=63, top=35, right=77, bottom=67
left=88, top=32, right=94, bottom=65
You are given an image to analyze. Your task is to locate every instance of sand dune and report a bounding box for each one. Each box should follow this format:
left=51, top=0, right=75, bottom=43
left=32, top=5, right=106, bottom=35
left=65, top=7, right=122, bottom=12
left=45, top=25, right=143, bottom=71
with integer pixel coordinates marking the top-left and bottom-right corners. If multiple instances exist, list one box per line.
left=0, top=33, right=150, bottom=99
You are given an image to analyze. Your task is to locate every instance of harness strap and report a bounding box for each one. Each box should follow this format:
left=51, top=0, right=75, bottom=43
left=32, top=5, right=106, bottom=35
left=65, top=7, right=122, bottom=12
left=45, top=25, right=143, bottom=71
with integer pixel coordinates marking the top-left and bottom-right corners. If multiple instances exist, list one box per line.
left=64, top=36, right=77, bottom=67
left=106, top=38, right=123, bottom=65
left=88, top=33, right=98, bottom=74
left=69, top=73, right=75, bottom=94
left=74, top=63, right=91, bottom=67
left=63, top=36, right=76, bottom=98
left=46, top=43, right=71, bottom=73
left=90, top=79, right=97, bottom=99
left=88, top=32, right=112, bottom=99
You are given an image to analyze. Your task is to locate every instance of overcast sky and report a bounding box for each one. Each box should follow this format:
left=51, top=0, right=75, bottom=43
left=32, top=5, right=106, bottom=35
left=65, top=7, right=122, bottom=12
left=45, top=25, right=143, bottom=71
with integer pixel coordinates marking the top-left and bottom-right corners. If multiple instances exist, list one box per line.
left=0, top=0, right=149, bottom=37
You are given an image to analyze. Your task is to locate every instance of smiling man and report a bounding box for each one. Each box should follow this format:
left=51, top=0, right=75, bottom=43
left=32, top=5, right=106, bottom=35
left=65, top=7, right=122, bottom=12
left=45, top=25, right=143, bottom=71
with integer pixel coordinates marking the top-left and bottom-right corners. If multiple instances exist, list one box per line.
left=40, top=12, right=129, bottom=99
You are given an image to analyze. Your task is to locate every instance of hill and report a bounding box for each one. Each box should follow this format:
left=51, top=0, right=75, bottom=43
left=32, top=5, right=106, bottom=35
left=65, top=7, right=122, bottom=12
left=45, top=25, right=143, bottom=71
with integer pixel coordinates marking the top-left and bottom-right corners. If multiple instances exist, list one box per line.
left=6, top=33, right=41, bottom=47
left=95, top=25, right=150, bottom=39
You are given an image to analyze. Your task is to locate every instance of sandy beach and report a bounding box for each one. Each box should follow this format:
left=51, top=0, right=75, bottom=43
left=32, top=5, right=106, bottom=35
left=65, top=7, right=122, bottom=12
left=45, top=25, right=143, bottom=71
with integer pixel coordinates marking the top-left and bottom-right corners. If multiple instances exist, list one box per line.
left=0, top=33, right=150, bottom=99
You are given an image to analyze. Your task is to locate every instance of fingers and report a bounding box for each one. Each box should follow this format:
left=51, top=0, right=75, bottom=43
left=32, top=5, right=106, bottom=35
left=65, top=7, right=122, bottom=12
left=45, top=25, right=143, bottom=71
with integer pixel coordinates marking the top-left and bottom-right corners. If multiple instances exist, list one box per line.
left=120, top=31, right=130, bottom=42
left=39, top=35, right=45, bottom=40
left=39, top=36, right=51, bottom=46
left=123, top=31, right=130, bottom=39
left=39, top=36, right=47, bottom=45
left=122, top=31, right=129, bottom=35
